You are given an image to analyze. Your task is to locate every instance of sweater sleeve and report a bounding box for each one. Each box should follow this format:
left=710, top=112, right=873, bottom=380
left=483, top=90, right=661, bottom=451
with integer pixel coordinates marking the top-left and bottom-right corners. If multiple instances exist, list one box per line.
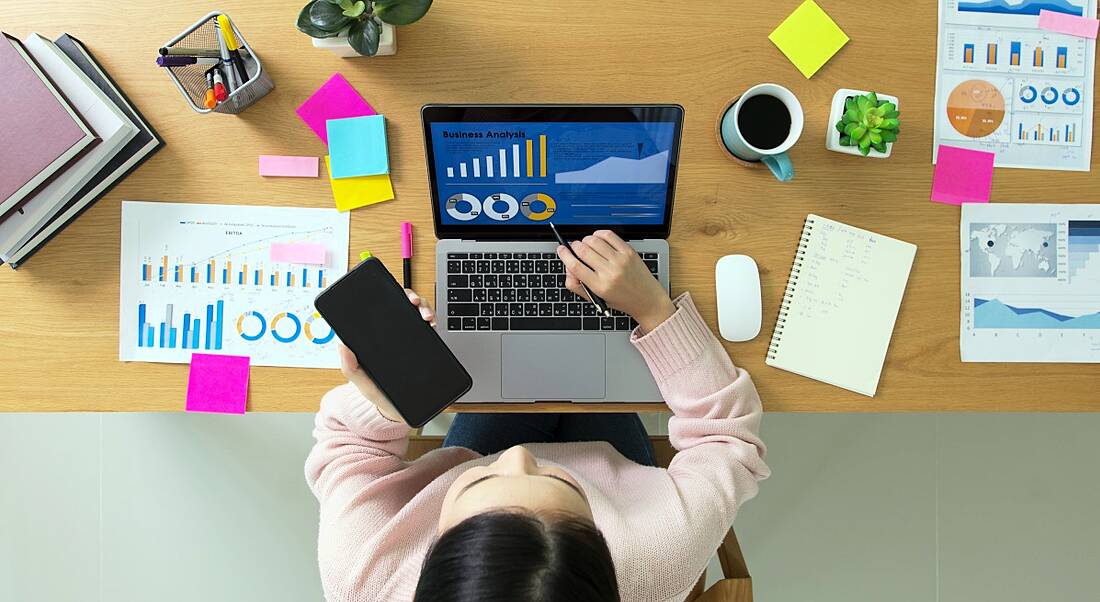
left=305, top=383, right=482, bottom=601
left=631, top=293, right=770, bottom=568
left=305, top=382, right=413, bottom=501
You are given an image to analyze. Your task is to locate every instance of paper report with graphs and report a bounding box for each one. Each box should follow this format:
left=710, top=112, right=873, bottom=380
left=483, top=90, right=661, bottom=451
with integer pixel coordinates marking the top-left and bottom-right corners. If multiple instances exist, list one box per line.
left=961, top=203, right=1100, bottom=362
left=118, top=201, right=349, bottom=369
left=933, top=0, right=1097, bottom=170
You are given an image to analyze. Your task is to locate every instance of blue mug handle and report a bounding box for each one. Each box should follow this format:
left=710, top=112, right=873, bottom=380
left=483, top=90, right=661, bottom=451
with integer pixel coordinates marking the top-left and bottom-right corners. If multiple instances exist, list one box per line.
left=761, top=153, right=794, bottom=182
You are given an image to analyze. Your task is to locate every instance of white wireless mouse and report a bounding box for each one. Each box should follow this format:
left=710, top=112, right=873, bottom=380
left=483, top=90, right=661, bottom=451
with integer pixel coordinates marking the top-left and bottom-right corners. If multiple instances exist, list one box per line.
left=715, top=255, right=762, bottom=342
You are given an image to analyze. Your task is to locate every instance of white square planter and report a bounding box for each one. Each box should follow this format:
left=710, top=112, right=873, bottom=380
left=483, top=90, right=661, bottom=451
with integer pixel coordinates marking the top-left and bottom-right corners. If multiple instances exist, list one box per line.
left=826, top=88, right=899, bottom=158
left=312, top=21, right=396, bottom=57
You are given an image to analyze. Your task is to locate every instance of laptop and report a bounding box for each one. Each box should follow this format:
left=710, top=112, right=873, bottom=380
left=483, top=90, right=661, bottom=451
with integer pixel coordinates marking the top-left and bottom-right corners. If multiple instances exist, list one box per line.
left=422, top=104, right=684, bottom=403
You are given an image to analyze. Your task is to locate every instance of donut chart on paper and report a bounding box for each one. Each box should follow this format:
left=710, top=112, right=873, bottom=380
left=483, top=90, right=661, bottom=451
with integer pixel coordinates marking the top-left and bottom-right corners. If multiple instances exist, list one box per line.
left=237, top=311, right=267, bottom=341
left=947, top=79, right=1006, bottom=138
left=1062, top=88, right=1081, bottom=106
left=304, top=312, right=335, bottom=344
left=271, top=312, right=302, bottom=343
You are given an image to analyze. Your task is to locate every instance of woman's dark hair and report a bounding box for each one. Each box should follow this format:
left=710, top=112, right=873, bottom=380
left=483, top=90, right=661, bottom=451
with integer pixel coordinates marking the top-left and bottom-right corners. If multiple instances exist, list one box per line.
left=413, top=510, right=620, bottom=602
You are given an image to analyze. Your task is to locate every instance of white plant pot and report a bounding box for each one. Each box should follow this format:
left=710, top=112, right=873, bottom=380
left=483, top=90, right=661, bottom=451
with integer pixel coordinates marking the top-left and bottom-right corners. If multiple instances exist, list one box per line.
left=312, top=22, right=396, bottom=57
left=826, top=88, right=899, bottom=158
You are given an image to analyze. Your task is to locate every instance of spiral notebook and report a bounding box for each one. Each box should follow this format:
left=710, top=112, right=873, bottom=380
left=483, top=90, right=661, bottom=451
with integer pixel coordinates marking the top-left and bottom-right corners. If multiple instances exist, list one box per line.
left=766, top=215, right=916, bottom=397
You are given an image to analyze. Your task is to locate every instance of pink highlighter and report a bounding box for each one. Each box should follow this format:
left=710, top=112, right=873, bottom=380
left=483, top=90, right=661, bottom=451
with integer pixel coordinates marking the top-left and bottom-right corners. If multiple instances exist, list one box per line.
left=401, top=222, right=413, bottom=288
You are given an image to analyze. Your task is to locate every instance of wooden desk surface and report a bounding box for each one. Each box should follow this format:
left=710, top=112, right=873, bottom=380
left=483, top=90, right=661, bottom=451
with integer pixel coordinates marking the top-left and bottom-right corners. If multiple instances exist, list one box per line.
left=2, top=1, right=1097, bottom=413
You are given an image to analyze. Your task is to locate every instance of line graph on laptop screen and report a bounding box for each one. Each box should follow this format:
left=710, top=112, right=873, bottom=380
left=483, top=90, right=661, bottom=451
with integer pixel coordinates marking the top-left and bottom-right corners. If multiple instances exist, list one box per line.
left=430, top=121, right=677, bottom=226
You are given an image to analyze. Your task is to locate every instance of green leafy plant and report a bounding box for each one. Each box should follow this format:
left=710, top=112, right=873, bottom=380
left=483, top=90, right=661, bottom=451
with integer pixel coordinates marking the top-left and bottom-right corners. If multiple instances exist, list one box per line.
left=835, top=92, right=900, bottom=156
left=297, top=0, right=432, bottom=56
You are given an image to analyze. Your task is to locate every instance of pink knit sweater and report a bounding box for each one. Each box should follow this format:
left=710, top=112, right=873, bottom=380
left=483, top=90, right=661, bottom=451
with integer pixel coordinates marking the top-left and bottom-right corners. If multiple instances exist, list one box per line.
left=305, top=293, right=769, bottom=602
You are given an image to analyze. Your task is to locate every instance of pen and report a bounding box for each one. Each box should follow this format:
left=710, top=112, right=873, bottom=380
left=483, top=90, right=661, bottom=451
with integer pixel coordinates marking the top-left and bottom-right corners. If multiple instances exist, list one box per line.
left=203, top=69, right=217, bottom=109
left=548, top=222, right=612, bottom=317
left=156, top=56, right=221, bottom=67
left=213, top=18, right=238, bottom=92
left=217, top=15, right=250, bottom=85
left=160, top=46, right=222, bottom=58
left=401, top=222, right=413, bottom=289
left=211, top=65, right=228, bottom=102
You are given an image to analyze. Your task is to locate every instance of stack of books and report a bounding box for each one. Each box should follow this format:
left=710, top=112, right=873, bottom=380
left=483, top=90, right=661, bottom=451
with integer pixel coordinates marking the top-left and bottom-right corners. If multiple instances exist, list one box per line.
left=0, top=33, right=163, bottom=268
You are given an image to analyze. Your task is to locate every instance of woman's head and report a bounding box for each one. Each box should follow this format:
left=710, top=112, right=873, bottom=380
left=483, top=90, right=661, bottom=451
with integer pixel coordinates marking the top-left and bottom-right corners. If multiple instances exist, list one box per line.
left=437, top=445, right=592, bottom=530
left=414, top=510, right=619, bottom=602
left=414, top=445, right=619, bottom=602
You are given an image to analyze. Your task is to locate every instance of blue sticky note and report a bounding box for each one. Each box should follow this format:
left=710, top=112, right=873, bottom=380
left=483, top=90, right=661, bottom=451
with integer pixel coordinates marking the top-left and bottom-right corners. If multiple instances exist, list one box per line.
left=327, top=115, right=389, bottom=178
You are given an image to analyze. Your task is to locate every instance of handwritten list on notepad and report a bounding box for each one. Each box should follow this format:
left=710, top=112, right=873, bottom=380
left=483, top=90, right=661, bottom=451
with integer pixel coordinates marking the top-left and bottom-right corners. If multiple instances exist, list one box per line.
left=766, top=215, right=917, bottom=397
left=795, top=229, right=865, bottom=320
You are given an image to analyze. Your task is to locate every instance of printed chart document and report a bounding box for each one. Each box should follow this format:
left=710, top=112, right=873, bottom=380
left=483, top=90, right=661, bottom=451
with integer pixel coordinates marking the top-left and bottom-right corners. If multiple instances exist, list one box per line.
left=934, top=0, right=1097, bottom=171
left=961, top=203, right=1100, bottom=362
left=119, top=201, right=350, bottom=369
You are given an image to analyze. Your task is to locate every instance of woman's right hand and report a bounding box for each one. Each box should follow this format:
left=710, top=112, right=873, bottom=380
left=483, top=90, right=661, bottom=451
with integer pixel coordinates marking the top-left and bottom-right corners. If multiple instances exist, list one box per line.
left=556, top=230, right=677, bottom=333
left=337, top=289, right=435, bottom=424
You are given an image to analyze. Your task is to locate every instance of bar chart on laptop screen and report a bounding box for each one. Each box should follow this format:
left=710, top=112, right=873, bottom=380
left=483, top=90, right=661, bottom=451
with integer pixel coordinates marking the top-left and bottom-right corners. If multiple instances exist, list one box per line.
left=119, top=202, right=350, bottom=369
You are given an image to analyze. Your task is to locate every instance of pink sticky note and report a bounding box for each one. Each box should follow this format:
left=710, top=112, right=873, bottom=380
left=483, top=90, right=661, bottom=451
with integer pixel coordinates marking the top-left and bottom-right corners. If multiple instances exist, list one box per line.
left=270, top=242, right=327, bottom=265
left=932, top=145, right=995, bottom=205
left=1038, top=9, right=1099, bottom=39
left=295, top=73, right=377, bottom=144
left=186, top=353, right=249, bottom=414
left=259, top=155, right=319, bottom=178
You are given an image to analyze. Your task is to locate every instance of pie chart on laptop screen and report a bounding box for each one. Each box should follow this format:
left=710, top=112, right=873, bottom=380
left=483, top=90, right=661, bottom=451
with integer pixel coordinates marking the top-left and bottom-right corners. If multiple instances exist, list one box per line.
left=947, top=79, right=1006, bottom=138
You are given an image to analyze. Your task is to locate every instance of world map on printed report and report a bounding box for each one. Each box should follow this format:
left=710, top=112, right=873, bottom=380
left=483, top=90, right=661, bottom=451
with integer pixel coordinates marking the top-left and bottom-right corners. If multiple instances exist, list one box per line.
left=969, top=223, right=1057, bottom=276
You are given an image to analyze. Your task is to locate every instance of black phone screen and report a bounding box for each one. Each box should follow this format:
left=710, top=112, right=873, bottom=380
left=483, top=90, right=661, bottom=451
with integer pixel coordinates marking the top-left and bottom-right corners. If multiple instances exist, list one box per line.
left=314, top=258, right=472, bottom=427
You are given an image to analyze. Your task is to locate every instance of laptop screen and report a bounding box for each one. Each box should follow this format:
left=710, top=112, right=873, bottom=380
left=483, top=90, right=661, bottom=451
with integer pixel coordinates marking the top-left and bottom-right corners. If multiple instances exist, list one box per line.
left=422, top=106, right=683, bottom=239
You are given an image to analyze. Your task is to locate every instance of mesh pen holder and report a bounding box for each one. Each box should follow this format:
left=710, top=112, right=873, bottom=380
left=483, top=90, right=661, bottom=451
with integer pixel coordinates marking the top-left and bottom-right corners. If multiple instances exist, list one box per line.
left=162, top=11, right=274, bottom=114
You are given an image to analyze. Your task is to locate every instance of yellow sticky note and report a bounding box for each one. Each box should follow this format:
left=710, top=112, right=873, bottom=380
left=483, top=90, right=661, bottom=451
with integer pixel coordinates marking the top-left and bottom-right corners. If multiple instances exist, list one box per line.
left=768, top=0, right=849, bottom=79
left=325, top=156, right=394, bottom=212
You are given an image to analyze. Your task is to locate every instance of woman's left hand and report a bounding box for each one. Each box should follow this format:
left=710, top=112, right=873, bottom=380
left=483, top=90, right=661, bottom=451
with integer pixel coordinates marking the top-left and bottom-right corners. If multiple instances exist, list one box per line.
left=338, top=289, right=435, bottom=423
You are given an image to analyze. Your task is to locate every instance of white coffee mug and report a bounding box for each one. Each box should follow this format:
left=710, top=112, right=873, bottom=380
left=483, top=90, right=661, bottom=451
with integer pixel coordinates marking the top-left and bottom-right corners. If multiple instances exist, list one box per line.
left=719, top=83, right=805, bottom=182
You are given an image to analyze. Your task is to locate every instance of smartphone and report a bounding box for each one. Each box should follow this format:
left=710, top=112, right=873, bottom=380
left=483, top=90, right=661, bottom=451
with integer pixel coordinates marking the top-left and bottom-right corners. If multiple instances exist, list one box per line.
left=314, top=257, right=472, bottom=427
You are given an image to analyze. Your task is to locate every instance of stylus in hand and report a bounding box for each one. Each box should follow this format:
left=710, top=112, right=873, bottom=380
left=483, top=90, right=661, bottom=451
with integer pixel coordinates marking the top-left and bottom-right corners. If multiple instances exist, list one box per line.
left=549, top=222, right=612, bottom=318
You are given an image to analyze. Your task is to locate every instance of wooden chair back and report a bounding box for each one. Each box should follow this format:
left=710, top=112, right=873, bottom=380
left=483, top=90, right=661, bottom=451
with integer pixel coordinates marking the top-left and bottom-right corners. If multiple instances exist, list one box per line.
left=650, top=438, right=753, bottom=602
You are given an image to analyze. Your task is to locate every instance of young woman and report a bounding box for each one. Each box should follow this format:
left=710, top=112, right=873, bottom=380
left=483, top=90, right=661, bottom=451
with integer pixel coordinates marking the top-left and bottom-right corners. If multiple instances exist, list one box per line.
left=306, top=230, right=769, bottom=602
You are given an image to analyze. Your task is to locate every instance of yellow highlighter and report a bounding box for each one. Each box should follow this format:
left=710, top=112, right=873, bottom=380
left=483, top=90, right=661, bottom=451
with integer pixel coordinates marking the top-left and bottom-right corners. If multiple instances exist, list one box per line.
left=216, top=14, right=249, bottom=84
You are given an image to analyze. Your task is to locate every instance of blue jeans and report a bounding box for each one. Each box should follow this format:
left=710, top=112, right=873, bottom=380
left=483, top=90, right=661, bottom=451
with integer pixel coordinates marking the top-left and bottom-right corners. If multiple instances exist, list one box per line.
left=442, top=413, right=657, bottom=467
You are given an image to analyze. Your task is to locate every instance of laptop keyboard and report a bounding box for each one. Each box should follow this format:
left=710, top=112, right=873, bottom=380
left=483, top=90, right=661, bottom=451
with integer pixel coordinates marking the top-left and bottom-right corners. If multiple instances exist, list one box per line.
left=444, top=252, right=660, bottom=332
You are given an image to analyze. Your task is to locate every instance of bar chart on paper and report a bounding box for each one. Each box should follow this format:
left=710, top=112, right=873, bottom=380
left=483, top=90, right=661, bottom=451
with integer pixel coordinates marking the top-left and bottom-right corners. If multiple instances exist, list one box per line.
left=936, top=0, right=1096, bottom=170
left=120, top=202, right=350, bottom=369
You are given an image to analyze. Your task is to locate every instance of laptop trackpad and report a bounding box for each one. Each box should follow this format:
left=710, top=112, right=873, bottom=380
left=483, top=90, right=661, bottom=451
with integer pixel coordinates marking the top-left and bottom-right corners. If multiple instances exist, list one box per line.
left=501, top=334, right=605, bottom=400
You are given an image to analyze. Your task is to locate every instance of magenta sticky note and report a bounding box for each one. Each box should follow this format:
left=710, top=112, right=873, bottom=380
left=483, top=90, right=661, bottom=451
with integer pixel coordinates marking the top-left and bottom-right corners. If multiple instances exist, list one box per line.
left=259, top=155, right=319, bottom=178
left=186, top=353, right=249, bottom=414
left=932, top=145, right=995, bottom=205
left=295, top=73, right=377, bottom=144
left=270, top=242, right=327, bottom=265
left=1038, top=9, right=1099, bottom=39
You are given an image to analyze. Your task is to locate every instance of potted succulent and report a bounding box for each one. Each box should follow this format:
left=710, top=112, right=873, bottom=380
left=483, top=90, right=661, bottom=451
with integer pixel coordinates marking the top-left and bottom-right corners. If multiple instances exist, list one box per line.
left=826, top=89, right=900, bottom=158
left=297, top=0, right=432, bottom=58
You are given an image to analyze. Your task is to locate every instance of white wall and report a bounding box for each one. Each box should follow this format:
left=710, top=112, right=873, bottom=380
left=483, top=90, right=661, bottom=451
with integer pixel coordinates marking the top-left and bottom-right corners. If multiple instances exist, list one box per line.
left=2, top=413, right=1099, bottom=602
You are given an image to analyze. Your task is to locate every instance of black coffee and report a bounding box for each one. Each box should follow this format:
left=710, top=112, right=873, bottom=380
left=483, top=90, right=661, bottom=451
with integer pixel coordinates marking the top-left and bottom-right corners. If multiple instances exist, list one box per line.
left=737, top=94, right=791, bottom=150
